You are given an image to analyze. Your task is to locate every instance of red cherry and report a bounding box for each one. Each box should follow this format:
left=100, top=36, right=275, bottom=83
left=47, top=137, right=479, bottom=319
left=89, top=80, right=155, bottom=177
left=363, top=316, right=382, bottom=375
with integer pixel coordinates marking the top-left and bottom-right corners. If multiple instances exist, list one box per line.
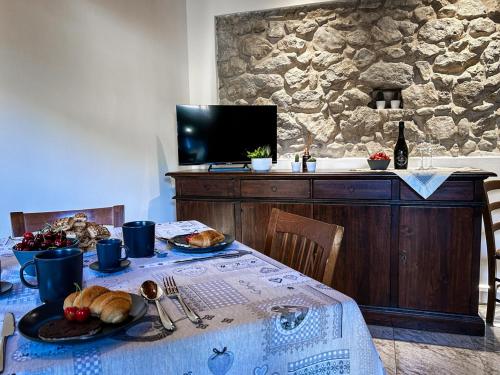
left=54, top=239, right=63, bottom=248
left=64, top=307, right=78, bottom=321
left=75, top=307, right=90, bottom=322
left=66, top=239, right=74, bottom=247
left=23, top=232, right=34, bottom=240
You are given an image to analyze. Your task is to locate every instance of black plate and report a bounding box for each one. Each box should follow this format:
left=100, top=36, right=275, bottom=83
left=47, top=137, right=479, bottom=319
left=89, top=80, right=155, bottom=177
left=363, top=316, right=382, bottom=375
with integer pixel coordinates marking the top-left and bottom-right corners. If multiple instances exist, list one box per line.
left=168, top=233, right=234, bottom=254
left=18, top=293, right=147, bottom=344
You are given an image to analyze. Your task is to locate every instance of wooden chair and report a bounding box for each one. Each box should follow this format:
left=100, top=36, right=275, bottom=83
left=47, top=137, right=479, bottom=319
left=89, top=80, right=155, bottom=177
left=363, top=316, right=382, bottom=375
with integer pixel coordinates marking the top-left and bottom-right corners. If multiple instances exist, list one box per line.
left=264, top=208, right=344, bottom=286
left=484, top=180, right=500, bottom=324
left=10, top=205, right=125, bottom=236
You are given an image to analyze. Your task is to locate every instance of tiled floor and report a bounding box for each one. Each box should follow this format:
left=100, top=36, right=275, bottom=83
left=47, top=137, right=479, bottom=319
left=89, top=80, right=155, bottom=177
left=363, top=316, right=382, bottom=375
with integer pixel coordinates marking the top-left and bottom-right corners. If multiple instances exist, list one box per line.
left=369, top=304, right=500, bottom=375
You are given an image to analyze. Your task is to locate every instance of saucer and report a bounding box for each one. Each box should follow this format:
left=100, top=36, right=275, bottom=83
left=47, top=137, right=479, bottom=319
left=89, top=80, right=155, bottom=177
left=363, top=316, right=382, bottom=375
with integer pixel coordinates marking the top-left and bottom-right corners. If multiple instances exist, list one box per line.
left=89, top=260, right=130, bottom=273
left=0, top=281, right=13, bottom=295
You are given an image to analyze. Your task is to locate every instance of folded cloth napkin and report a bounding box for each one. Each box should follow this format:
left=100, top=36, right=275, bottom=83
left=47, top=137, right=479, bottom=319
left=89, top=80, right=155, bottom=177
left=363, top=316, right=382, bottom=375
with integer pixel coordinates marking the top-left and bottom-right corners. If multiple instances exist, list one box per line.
left=393, top=167, right=480, bottom=199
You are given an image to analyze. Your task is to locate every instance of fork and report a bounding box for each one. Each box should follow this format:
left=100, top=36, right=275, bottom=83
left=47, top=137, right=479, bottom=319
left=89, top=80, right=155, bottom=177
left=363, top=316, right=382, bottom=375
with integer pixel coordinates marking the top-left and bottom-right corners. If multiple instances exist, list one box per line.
left=163, top=276, right=201, bottom=324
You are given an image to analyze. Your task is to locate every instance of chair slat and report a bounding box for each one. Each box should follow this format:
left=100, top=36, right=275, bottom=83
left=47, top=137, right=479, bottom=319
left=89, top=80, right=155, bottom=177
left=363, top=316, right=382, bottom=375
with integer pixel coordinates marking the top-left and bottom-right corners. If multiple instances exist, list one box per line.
left=483, top=179, right=500, bottom=324
left=10, top=205, right=125, bottom=236
left=490, top=202, right=500, bottom=212
left=263, top=208, right=344, bottom=286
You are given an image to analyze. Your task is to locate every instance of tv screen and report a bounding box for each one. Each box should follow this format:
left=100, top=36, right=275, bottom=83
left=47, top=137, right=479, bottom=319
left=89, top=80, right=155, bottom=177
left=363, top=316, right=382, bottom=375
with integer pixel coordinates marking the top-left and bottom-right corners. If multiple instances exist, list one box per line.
left=176, top=105, right=277, bottom=165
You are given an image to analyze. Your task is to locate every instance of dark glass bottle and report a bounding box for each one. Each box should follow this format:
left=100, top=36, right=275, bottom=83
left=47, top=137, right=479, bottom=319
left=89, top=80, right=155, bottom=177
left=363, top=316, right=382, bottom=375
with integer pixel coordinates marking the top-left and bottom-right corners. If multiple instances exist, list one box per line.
left=394, top=121, right=408, bottom=169
left=302, top=148, right=310, bottom=172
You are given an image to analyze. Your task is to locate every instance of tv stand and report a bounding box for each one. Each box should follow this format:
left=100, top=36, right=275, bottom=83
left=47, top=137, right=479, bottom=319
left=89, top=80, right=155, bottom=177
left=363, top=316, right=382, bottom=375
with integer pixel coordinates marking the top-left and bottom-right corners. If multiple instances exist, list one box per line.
left=208, top=163, right=250, bottom=172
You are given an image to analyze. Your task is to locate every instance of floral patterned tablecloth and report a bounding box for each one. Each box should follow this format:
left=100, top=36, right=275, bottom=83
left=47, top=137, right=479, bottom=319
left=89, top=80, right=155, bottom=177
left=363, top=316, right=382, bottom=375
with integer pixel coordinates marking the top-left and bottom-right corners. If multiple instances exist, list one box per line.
left=0, top=221, right=385, bottom=375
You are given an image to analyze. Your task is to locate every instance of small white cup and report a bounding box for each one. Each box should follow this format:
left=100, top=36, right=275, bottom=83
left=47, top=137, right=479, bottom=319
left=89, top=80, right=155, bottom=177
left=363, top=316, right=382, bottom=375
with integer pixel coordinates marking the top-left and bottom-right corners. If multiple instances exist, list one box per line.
left=390, top=100, right=401, bottom=109
left=376, top=100, right=386, bottom=109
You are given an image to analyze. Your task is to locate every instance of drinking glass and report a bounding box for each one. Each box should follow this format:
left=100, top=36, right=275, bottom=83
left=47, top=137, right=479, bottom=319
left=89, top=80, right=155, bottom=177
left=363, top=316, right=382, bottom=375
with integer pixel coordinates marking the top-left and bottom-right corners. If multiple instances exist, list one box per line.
left=427, top=136, right=440, bottom=169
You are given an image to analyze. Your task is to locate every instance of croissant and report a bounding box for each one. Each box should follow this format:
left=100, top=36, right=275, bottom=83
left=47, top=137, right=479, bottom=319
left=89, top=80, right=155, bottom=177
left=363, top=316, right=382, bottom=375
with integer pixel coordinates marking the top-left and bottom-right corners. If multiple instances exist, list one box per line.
left=187, top=229, right=225, bottom=247
left=63, top=285, right=132, bottom=324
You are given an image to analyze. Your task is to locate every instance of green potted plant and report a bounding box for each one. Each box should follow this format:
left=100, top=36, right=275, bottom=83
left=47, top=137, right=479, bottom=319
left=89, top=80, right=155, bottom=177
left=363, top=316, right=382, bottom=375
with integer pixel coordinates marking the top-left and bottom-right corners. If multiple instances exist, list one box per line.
left=247, top=145, right=272, bottom=172
left=291, top=153, right=301, bottom=172
left=306, top=156, right=317, bottom=172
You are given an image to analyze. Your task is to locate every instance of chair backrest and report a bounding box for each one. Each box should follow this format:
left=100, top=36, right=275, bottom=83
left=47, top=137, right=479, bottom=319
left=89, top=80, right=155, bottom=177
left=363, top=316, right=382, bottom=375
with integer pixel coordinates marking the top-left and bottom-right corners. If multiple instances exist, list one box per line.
left=10, top=205, right=125, bottom=236
left=484, top=180, right=500, bottom=256
left=264, top=208, right=344, bottom=286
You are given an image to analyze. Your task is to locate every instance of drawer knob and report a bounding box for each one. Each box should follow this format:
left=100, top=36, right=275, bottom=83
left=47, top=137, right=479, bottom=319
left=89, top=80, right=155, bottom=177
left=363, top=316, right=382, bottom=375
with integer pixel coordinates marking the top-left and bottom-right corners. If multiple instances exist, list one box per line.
left=271, top=186, right=278, bottom=192
left=348, top=186, right=355, bottom=193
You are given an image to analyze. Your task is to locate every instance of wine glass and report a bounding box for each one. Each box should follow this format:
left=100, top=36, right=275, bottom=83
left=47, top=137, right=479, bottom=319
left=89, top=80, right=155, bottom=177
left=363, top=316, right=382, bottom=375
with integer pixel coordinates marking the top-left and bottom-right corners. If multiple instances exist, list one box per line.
left=427, top=135, right=440, bottom=169
left=415, top=135, right=429, bottom=170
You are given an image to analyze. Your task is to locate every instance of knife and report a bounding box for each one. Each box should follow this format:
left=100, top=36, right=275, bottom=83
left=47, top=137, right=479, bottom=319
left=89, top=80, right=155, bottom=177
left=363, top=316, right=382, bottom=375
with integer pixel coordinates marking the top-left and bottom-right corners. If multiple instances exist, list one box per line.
left=173, top=250, right=252, bottom=264
left=0, top=312, right=15, bottom=373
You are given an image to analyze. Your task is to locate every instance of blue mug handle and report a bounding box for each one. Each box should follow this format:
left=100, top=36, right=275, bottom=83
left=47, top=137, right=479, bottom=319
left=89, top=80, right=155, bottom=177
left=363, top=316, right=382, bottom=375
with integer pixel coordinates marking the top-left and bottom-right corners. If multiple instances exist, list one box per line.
left=20, top=260, right=38, bottom=289
left=120, top=245, right=129, bottom=262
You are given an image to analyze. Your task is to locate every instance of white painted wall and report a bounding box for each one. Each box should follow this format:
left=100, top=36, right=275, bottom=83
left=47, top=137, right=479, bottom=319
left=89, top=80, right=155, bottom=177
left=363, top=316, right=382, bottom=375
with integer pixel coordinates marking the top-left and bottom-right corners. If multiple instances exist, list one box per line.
left=0, top=0, right=189, bottom=236
left=184, top=0, right=500, bottom=299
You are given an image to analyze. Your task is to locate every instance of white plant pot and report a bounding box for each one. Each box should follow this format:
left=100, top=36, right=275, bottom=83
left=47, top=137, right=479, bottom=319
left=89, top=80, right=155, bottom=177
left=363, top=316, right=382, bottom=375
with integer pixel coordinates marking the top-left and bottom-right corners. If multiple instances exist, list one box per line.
left=390, top=100, right=401, bottom=109
left=251, top=158, right=272, bottom=172
left=306, top=161, right=317, bottom=172
left=291, top=161, right=301, bottom=172
left=376, top=100, right=386, bottom=109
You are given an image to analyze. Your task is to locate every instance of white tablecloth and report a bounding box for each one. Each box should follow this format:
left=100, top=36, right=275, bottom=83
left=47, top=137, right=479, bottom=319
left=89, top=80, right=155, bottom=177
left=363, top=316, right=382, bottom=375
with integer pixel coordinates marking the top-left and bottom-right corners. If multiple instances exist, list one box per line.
left=0, top=221, right=385, bottom=375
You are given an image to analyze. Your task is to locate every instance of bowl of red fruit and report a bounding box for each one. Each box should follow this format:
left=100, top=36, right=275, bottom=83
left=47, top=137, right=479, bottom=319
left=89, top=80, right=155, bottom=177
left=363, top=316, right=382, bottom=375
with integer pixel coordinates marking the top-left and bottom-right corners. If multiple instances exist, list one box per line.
left=13, top=230, right=78, bottom=277
left=367, top=152, right=391, bottom=170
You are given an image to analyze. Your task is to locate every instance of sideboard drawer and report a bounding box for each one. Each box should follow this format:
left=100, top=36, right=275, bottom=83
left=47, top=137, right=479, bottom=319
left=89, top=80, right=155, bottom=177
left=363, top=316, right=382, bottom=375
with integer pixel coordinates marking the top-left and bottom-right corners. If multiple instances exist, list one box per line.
left=313, top=180, right=392, bottom=199
left=177, top=178, right=235, bottom=197
left=400, top=181, right=474, bottom=201
left=241, top=180, right=310, bottom=198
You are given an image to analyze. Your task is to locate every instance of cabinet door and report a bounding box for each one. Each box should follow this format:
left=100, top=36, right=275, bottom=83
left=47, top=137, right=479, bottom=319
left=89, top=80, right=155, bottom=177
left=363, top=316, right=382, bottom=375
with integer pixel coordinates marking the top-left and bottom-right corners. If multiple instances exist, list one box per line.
left=399, top=206, right=474, bottom=314
left=176, top=200, right=236, bottom=237
left=314, top=204, right=391, bottom=307
left=241, top=202, right=312, bottom=252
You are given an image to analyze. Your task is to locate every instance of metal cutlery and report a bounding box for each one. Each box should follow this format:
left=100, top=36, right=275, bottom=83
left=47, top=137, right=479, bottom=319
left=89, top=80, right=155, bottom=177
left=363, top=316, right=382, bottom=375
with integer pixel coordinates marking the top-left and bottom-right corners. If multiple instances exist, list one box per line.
left=163, top=276, right=201, bottom=324
left=0, top=312, right=15, bottom=373
left=173, top=249, right=252, bottom=264
left=140, top=280, right=175, bottom=331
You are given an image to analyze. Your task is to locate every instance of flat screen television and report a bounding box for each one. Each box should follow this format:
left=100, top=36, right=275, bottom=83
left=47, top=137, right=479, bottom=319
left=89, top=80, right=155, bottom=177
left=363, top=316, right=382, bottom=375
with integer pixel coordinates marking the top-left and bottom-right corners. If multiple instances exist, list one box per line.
left=176, top=104, right=277, bottom=165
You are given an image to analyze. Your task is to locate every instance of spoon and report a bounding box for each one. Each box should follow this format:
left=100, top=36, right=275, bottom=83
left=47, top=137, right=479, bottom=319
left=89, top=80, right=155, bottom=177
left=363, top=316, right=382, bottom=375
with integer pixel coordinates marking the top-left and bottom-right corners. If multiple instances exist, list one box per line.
left=140, top=280, right=175, bottom=331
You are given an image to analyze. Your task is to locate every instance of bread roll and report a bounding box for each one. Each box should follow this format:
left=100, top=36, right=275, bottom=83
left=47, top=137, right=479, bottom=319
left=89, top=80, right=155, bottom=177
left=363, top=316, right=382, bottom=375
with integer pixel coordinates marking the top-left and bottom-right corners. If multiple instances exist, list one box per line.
left=63, top=292, right=79, bottom=310
left=73, top=285, right=109, bottom=308
left=64, top=286, right=132, bottom=324
left=100, top=298, right=132, bottom=324
left=187, top=230, right=225, bottom=247
left=89, top=291, right=131, bottom=316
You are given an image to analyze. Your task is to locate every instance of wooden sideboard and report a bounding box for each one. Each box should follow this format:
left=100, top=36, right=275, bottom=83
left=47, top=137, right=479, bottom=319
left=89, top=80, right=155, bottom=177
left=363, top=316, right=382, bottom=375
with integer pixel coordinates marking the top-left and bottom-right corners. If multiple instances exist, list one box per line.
left=166, top=169, right=495, bottom=335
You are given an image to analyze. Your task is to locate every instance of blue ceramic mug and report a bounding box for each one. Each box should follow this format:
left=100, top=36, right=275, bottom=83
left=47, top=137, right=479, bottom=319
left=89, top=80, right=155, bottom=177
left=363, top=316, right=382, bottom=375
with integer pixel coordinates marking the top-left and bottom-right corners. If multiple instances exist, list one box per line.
left=122, top=221, right=155, bottom=258
left=20, top=248, right=83, bottom=303
left=96, top=238, right=128, bottom=270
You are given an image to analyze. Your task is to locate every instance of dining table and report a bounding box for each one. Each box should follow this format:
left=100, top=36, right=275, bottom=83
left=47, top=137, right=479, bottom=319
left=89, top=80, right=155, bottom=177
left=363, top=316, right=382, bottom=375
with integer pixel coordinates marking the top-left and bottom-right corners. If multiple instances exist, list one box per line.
left=0, top=221, right=385, bottom=375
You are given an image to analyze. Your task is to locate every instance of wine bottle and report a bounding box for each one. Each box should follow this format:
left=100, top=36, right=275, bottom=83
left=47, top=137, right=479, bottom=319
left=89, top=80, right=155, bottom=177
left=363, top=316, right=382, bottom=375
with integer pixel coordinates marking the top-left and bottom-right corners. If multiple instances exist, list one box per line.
left=394, top=121, right=408, bottom=169
left=302, top=148, right=310, bottom=172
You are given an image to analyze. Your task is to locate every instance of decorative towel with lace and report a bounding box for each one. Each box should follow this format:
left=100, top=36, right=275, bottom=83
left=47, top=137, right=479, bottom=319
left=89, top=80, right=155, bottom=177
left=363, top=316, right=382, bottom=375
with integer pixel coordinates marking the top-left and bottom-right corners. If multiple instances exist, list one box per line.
left=393, top=167, right=480, bottom=199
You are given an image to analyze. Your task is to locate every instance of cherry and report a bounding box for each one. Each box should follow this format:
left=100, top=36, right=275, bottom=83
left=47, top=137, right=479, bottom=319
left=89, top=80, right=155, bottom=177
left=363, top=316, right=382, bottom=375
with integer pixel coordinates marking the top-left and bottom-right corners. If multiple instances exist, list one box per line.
left=64, top=307, right=78, bottom=321
left=75, top=307, right=90, bottom=322
left=23, top=232, right=34, bottom=240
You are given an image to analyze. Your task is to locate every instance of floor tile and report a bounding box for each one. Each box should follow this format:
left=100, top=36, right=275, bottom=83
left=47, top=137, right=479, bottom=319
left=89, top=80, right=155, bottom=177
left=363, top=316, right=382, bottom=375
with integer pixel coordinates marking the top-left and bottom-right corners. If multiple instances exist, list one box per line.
left=394, top=327, right=476, bottom=349
left=373, top=338, right=396, bottom=375
left=395, top=341, right=488, bottom=375
left=478, top=350, right=500, bottom=374
left=471, top=325, right=500, bottom=353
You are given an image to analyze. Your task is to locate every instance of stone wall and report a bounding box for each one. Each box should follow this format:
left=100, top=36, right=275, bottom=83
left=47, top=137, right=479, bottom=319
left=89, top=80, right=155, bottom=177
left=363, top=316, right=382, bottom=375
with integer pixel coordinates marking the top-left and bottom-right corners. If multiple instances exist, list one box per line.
left=215, top=0, right=500, bottom=158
